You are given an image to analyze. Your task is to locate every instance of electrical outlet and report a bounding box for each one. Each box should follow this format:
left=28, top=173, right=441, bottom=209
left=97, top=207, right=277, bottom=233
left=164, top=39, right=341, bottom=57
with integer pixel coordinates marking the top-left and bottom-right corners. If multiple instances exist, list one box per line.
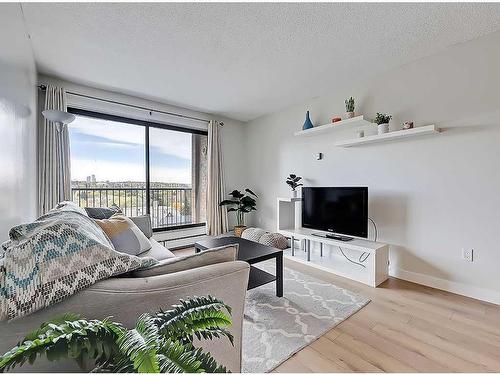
left=462, top=248, right=474, bottom=262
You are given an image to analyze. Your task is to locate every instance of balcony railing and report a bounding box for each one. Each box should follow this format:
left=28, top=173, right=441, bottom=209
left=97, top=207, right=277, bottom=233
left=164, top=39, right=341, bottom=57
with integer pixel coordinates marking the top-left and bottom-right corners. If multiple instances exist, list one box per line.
left=71, top=187, right=194, bottom=229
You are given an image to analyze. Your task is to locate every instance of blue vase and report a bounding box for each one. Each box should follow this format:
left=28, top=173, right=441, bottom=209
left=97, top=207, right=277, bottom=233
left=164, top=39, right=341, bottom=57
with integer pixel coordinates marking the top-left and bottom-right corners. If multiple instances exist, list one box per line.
left=303, top=111, right=314, bottom=130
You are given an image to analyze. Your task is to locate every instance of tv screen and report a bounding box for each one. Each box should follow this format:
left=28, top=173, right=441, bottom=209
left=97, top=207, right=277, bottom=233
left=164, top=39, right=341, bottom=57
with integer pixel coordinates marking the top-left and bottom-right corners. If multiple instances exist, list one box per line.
left=302, top=187, right=368, bottom=238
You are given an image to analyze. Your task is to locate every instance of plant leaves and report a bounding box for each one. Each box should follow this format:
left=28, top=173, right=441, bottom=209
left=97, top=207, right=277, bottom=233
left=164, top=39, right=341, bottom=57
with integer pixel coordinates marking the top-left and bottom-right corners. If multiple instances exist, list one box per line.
left=157, top=339, right=203, bottom=373
left=0, top=298, right=231, bottom=373
left=118, top=314, right=159, bottom=373
left=0, top=318, right=123, bottom=373
left=154, top=296, right=233, bottom=345
left=244, top=188, right=258, bottom=198
left=219, top=200, right=237, bottom=206
left=228, top=190, right=244, bottom=199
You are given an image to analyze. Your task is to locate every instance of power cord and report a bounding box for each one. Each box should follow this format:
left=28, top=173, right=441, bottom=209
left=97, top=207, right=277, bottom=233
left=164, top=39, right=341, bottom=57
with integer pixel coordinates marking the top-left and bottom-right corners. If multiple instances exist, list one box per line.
left=339, top=217, right=378, bottom=268
left=339, top=246, right=367, bottom=268
left=368, top=217, right=378, bottom=242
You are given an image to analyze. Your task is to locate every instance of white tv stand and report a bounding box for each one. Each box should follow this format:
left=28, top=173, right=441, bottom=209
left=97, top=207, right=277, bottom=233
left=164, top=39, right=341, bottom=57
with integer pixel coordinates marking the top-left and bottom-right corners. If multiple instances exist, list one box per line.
left=277, top=197, right=389, bottom=287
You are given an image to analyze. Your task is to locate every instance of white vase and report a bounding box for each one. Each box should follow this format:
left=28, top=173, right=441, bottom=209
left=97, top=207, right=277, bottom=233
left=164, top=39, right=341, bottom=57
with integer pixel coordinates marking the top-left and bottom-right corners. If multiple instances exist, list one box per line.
left=291, top=190, right=298, bottom=198
left=377, top=123, right=390, bottom=135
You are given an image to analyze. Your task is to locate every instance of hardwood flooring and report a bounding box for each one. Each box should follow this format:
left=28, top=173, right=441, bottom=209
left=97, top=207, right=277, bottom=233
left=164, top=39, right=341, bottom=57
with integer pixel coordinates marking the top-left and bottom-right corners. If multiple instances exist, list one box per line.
left=174, top=247, right=500, bottom=373
left=274, top=260, right=500, bottom=373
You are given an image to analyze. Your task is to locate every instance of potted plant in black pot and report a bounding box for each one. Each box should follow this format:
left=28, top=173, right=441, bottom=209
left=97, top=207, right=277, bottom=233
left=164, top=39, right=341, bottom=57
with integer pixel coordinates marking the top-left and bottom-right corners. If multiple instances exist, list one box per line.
left=219, top=189, right=258, bottom=237
left=286, top=174, right=303, bottom=198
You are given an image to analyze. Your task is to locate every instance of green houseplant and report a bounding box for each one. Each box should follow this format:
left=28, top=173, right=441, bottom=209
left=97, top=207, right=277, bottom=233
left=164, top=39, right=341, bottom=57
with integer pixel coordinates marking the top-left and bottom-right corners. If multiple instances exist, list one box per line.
left=0, top=296, right=232, bottom=373
left=286, top=174, right=303, bottom=198
left=219, top=189, right=257, bottom=237
left=345, top=97, right=355, bottom=118
left=374, top=112, right=392, bottom=134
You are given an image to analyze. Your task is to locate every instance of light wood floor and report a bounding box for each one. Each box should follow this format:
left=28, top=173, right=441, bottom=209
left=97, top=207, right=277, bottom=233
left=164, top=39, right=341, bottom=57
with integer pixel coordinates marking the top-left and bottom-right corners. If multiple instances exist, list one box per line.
left=176, top=248, right=500, bottom=373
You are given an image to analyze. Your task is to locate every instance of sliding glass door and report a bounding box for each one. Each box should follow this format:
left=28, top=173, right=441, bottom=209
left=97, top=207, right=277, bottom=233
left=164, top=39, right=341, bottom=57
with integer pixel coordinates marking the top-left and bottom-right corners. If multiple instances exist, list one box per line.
left=68, top=108, right=207, bottom=231
left=149, top=127, right=207, bottom=228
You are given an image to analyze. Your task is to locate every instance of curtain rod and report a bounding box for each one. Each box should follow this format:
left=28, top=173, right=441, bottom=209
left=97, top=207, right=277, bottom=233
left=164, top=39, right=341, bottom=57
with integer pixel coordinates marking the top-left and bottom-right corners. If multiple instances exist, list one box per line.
left=37, top=84, right=219, bottom=125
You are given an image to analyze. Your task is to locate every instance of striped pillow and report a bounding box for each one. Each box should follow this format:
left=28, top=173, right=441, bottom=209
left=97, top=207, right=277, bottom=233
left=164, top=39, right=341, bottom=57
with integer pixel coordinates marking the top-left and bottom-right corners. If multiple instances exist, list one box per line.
left=95, top=213, right=152, bottom=256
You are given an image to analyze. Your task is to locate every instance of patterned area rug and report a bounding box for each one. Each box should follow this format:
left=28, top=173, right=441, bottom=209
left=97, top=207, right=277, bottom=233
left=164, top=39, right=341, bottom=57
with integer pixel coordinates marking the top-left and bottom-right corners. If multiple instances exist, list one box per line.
left=241, top=261, right=370, bottom=373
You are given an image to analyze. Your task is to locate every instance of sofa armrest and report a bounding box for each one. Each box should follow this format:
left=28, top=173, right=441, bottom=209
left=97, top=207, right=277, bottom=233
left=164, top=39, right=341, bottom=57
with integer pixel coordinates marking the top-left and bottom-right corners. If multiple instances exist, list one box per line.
left=0, top=261, right=250, bottom=373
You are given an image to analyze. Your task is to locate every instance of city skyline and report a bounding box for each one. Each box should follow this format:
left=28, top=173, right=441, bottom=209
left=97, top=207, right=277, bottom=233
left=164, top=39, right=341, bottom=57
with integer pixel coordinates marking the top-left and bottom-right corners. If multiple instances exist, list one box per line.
left=71, top=175, right=192, bottom=188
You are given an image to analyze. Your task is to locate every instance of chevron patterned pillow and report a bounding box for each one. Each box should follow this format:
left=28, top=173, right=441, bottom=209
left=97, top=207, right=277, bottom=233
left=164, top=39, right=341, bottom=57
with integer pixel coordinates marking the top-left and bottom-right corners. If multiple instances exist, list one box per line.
left=0, top=203, right=156, bottom=321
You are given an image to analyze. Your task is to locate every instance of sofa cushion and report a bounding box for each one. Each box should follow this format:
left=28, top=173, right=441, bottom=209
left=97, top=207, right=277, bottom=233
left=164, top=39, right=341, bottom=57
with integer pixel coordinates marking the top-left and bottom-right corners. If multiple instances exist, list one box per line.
left=95, top=213, right=152, bottom=256
left=241, top=227, right=287, bottom=250
left=85, top=204, right=122, bottom=219
left=138, top=238, right=175, bottom=261
left=132, top=244, right=238, bottom=278
left=241, top=227, right=267, bottom=242
left=259, top=232, right=288, bottom=250
left=130, top=214, right=153, bottom=238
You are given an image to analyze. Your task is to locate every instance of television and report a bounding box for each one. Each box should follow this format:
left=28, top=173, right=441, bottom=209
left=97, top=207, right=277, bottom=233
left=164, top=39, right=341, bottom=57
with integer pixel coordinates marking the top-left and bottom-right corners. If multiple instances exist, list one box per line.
left=302, top=187, right=368, bottom=239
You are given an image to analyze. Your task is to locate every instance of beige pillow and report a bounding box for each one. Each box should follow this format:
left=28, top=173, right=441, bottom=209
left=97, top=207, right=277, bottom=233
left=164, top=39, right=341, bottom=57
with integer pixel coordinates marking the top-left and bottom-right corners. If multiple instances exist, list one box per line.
left=95, top=213, right=152, bottom=256
left=132, top=244, right=238, bottom=278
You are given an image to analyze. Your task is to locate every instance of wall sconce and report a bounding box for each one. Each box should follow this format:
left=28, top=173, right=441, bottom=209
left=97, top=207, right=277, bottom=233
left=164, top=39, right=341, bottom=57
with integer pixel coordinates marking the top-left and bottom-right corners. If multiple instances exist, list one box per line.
left=42, top=109, right=76, bottom=131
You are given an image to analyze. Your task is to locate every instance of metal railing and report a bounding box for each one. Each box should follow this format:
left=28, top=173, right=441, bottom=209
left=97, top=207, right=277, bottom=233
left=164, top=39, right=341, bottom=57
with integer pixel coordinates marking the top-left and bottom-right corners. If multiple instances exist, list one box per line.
left=71, top=187, right=193, bottom=228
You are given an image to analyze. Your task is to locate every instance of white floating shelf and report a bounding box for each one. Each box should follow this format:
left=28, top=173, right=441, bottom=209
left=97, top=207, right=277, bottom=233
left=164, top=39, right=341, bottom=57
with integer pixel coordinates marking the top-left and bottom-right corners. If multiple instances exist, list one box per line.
left=294, top=115, right=375, bottom=137
left=334, top=124, right=439, bottom=147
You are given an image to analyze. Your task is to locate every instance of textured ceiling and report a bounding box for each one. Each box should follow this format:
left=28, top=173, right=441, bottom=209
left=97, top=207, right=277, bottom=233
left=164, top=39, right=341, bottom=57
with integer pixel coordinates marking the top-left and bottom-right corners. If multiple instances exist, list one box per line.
left=20, top=3, right=500, bottom=121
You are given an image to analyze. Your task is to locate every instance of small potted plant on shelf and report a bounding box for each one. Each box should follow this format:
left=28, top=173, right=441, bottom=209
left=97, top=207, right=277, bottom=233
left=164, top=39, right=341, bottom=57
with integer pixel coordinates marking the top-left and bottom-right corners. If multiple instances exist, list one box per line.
left=286, top=174, right=303, bottom=198
left=345, top=97, right=355, bottom=118
left=374, top=112, right=392, bottom=134
left=220, top=189, right=258, bottom=237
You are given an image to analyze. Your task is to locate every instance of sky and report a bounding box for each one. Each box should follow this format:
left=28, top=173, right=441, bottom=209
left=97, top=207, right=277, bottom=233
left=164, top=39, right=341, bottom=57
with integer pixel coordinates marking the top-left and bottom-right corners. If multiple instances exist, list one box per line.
left=69, top=115, right=193, bottom=184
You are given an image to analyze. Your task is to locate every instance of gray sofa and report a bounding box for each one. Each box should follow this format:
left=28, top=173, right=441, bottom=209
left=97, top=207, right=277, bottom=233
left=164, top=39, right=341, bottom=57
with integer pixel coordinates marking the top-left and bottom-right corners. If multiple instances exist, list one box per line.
left=0, top=238, right=250, bottom=372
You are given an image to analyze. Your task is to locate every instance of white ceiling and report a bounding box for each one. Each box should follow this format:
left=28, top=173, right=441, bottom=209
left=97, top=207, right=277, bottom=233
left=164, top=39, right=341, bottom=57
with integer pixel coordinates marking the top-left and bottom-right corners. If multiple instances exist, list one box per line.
left=20, top=3, right=500, bottom=122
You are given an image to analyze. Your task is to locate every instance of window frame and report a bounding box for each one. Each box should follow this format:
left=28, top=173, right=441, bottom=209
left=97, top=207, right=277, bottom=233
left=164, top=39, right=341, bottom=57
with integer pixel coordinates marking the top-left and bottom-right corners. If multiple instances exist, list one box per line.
left=67, top=107, right=208, bottom=232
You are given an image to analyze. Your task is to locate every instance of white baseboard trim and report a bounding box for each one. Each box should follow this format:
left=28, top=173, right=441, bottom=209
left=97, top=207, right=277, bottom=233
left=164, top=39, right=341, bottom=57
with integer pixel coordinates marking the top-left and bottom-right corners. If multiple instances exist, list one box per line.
left=390, top=267, right=500, bottom=305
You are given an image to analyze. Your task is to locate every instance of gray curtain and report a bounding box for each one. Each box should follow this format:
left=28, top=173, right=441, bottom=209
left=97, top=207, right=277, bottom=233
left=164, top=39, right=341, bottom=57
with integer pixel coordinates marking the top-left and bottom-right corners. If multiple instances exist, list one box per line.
left=206, top=120, right=228, bottom=235
left=38, top=85, right=71, bottom=215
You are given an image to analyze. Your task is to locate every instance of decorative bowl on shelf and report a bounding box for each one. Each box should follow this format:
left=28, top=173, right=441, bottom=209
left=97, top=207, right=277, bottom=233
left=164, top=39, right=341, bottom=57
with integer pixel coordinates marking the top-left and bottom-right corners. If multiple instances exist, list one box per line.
left=402, top=121, right=414, bottom=130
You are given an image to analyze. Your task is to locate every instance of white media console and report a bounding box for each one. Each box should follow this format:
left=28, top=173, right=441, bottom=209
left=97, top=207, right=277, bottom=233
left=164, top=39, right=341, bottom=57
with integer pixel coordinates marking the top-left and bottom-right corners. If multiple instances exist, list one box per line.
left=277, top=197, right=389, bottom=287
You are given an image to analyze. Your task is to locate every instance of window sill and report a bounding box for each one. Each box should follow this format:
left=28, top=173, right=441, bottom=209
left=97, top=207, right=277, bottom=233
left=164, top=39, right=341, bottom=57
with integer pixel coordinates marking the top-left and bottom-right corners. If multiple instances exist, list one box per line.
left=152, top=222, right=206, bottom=232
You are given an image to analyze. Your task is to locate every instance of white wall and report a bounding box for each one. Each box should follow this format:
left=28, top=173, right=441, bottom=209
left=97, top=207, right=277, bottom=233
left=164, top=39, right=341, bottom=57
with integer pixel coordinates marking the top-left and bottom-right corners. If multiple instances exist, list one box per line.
left=0, top=4, right=38, bottom=242
left=242, top=30, right=500, bottom=304
left=38, top=74, right=246, bottom=229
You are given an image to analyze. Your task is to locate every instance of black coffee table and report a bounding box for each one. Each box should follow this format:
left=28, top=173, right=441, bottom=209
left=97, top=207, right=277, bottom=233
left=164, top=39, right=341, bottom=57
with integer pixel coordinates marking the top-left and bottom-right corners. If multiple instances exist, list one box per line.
left=195, top=236, right=283, bottom=297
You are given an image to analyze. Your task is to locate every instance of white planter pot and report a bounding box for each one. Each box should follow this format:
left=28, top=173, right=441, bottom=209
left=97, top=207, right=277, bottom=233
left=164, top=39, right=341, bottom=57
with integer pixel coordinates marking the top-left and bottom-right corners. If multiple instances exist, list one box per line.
left=377, top=123, right=390, bottom=135
left=345, top=111, right=355, bottom=119
left=291, top=190, right=298, bottom=198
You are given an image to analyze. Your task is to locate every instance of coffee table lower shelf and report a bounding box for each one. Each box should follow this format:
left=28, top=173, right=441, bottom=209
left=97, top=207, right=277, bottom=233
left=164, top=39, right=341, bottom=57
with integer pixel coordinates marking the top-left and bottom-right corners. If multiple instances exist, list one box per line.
left=248, top=266, right=276, bottom=290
